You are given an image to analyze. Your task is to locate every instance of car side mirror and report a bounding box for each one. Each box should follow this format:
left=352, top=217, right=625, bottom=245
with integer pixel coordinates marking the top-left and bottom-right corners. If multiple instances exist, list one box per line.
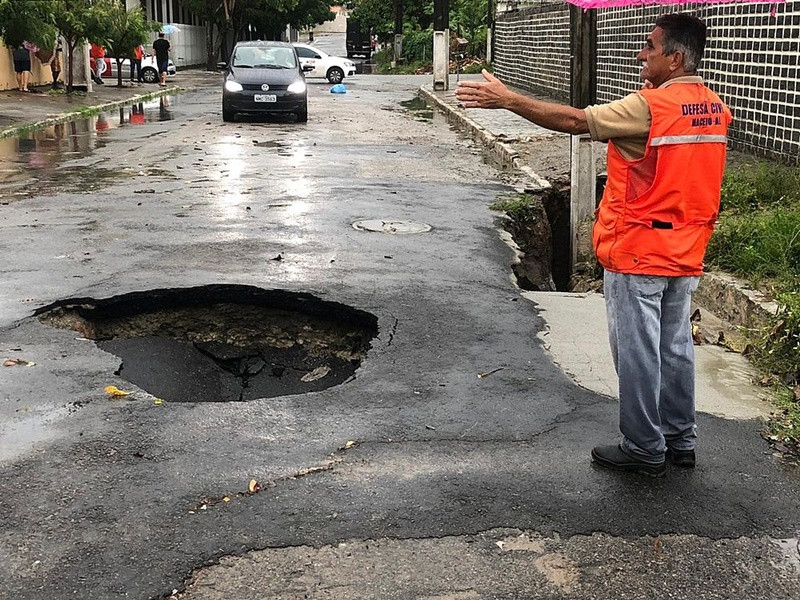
left=216, top=61, right=228, bottom=70
left=302, top=64, right=314, bottom=72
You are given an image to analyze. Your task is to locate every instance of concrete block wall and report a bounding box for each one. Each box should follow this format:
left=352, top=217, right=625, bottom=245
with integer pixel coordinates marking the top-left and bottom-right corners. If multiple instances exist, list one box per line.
left=494, top=1, right=800, bottom=164
left=494, top=4, right=571, bottom=103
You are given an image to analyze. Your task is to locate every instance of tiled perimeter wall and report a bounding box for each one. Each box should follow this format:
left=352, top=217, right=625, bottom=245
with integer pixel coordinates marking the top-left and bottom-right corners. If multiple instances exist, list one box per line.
left=494, top=1, right=800, bottom=164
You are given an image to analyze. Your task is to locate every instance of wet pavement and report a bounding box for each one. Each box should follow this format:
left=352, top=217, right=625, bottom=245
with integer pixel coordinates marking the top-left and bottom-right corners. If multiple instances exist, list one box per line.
left=0, top=71, right=798, bottom=600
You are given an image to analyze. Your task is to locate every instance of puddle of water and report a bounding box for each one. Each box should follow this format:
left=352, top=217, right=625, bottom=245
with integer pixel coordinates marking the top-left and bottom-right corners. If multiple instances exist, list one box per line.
left=400, top=97, right=434, bottom=120
left=0, top=96, right=176, bottom=189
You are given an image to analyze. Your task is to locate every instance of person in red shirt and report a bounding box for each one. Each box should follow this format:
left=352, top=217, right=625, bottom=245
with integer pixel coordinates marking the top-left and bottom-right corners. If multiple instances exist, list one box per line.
left=130, top=44, right=144, bottom=84
left=90, top=43, right=106, bottom=85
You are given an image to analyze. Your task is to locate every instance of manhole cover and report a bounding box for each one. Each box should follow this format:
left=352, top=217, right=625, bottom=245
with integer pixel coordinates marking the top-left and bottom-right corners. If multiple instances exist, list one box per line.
left=352, top=220, right=432, bottom=234
left=37, top=285, right=378, bottom=403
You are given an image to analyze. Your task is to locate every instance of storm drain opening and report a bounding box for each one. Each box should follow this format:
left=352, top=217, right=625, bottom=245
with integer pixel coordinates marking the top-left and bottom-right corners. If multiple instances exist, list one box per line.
left=494, top=182, right=601, bottom=293
left=36, top=285, right=378, bottom=402
left=352, top=220, right=432, bottom=234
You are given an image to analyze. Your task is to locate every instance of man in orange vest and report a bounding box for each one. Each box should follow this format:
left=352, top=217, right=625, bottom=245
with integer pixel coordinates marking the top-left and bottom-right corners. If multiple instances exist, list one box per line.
left=456, top=13, right=731, bottom=477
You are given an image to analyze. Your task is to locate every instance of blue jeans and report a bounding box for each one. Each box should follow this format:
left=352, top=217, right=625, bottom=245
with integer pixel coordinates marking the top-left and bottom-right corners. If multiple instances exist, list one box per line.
left=130, top=58, right=142, bottom=82
left=604, top=270, right=699, bottom=463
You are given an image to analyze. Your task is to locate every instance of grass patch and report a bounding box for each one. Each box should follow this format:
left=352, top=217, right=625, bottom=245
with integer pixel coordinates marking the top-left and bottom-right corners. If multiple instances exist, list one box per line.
left=708, top=161, right=800, bottom=453
left=489, top=193, right=537, bottom=221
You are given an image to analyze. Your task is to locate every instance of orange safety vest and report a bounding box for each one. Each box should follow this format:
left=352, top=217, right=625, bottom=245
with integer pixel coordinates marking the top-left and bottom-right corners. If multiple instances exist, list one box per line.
left=592, top=83, right=732, bottom=276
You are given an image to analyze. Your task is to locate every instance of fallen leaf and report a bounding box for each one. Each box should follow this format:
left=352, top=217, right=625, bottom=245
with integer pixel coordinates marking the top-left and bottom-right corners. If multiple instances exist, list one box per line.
left=301, top=366, right=331, bottom=382
left=248, top=479, right=261, bottom=493
left=3, top=358, right=35, bottom=367
left=344, top=440, right=356, bottom=449
left=154, top=398, right=163, bottom=405
left=104, top=385, right=130, bottom=397
left=653, top=537, right=662, bottom=556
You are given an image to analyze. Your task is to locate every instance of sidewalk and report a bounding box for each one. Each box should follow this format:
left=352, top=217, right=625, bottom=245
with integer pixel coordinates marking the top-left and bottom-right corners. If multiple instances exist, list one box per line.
left=420, top=79, right=772, bottom=423
left=0, top=69, right=216, bottom=137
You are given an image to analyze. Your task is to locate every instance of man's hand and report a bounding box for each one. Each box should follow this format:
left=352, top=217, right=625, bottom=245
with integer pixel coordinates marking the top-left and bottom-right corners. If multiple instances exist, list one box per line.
left=455, top=69, right=513, bottom=110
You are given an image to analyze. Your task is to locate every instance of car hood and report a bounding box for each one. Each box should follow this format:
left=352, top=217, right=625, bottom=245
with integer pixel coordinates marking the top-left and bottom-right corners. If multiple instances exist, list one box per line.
left=229, top=67, right=300, bottom=85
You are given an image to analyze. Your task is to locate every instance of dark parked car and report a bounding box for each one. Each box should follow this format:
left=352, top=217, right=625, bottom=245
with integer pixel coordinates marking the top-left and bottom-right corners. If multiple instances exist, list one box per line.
left=219, top=41, right=312, bottom=122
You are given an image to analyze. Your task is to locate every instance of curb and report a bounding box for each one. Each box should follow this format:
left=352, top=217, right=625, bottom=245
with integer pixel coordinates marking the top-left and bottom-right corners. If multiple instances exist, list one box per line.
left=418, top=85, right=550, bottom=191
left=417, top=84, right=780, bottom=337
left=696, top=271, right=779, bottom=331
left=0, top=85, right=180, bottom=140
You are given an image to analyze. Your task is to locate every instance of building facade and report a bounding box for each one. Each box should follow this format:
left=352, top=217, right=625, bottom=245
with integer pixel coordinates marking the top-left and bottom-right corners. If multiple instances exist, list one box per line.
left=494, top=1, right=800, bottom=164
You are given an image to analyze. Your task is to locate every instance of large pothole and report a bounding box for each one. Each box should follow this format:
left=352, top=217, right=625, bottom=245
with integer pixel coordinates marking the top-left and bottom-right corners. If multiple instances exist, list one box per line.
left=496, top=180, right=605, bottom=293
left=37, top=285, right=378, bottom=402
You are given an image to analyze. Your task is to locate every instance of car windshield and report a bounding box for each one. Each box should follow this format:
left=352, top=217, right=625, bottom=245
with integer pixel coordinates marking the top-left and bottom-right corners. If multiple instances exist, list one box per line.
left=233, top=47, right=297, bottom=69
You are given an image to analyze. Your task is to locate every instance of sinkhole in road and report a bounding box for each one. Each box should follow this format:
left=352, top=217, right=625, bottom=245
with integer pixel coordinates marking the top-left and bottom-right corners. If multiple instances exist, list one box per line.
left=37, top=285, right=378, bottom=402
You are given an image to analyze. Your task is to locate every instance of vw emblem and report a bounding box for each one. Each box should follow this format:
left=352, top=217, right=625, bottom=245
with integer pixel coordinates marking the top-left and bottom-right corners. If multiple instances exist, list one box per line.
left=260, top=84, right=270, bottom=91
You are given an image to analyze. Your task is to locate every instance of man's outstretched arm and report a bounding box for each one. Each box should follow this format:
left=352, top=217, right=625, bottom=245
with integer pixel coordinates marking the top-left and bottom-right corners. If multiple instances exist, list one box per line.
left=455, top=70, right=590, bottom=136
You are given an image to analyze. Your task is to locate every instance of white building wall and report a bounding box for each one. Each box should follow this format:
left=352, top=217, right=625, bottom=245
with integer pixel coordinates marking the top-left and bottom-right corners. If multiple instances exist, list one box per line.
left=142, top=0, right=208, bottom=67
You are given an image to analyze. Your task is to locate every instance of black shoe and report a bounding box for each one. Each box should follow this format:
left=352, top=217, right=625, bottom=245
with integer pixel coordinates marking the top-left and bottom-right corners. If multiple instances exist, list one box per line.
left=666, top=447, right=696, bottom=468
left=591, top=444, right=666, bottom=478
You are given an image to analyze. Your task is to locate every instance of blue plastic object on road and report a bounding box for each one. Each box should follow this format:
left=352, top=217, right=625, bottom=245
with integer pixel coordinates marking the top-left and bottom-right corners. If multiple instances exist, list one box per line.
left=330, top=84, right=347, bottom=94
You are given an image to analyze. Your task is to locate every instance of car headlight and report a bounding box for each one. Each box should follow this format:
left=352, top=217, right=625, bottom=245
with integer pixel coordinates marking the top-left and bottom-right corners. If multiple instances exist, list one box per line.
left=224, top=80, right=243, bottom=92
left=287, top=80, right=306, bottom=94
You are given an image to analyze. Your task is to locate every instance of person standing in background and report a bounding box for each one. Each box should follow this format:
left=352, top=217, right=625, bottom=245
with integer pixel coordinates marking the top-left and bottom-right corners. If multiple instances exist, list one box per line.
left=90, top=42, right=105, bottom=85
left=12, top=45, right=31, bottom=92
left=50, top=43, right=62, bottom=89
left=152, top=33, right=170, bottom=87
left=35, top=42, right=62, bottom=89
left=130, top=43, right=144, bottom=85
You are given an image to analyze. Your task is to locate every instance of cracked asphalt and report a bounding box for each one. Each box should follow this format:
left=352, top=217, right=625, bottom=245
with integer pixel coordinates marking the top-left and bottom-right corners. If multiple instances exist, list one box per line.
left=0, top=72, right=799, bottom=599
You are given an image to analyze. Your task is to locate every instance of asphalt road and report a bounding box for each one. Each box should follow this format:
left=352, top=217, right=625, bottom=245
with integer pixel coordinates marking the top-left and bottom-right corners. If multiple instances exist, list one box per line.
left=1, top=74, right=799, bottom=600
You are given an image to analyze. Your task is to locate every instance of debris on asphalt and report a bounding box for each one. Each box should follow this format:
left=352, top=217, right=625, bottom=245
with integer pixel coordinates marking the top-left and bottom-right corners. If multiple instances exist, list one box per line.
left=477, top=367, right=506, bottom=378
left=3, top=358, right=35, bottom=367
left=301, top=365, right=331, bottom=382
left=104, top=385, right=130, bottom=397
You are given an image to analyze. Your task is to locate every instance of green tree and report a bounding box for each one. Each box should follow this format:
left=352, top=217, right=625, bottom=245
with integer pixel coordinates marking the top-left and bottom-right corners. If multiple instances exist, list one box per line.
left=241, top=0, right=334, bottom=41
left=0, top=0, right=58, bottom=50
left=99, top=4, right=160, bottom=87
left=451, top=0, right=486, bottom=57
left=50, top=0, right=121, bottom=92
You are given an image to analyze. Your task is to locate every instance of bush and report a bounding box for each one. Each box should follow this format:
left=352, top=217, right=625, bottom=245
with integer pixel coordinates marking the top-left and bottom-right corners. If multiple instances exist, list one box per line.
left=402, top=28, right=434, bottom=63
left=707, top=208, right=800, bottom=284
left=720, top=162, right=800, bottom=214
left=462, top=61, right=491, bottom=74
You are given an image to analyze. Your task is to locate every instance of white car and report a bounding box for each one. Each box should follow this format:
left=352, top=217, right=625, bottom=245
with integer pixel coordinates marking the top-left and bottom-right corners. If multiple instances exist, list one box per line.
left=292, top=43, right=356, bottom=84
left=100, top=55, right=177, bottom=83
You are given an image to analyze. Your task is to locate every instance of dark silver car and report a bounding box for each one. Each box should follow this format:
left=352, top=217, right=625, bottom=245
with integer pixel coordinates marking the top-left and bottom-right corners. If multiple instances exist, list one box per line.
left=219, top=41, right=312, bottom=123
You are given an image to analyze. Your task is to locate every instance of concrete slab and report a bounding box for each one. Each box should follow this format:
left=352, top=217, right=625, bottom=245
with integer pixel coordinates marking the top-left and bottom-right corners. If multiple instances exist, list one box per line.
left=523, top=290, right=771, bottom=421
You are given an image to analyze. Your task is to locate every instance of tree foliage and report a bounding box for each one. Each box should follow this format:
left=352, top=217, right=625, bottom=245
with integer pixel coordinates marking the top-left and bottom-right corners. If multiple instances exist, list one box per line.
left=350, top=0, right=488, bottom=59
left=99, top=5, right=161, bottom=87
left=0, top=0, right=58, bottom=49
